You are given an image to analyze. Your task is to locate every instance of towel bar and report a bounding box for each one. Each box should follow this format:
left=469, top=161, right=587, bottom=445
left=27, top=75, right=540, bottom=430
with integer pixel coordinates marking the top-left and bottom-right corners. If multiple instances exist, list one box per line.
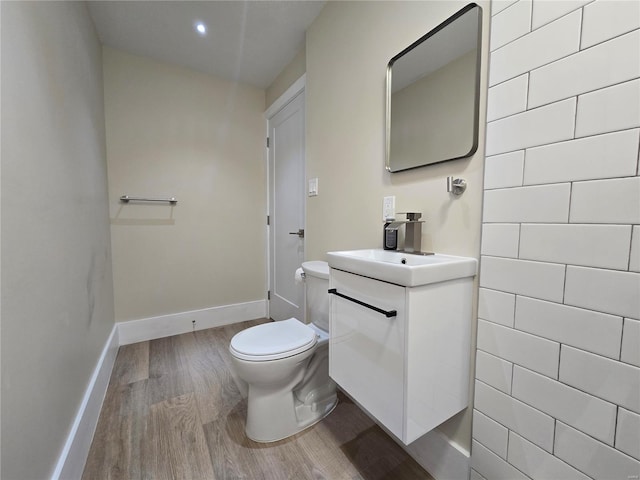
left=120, top=195, right=177, bottom=204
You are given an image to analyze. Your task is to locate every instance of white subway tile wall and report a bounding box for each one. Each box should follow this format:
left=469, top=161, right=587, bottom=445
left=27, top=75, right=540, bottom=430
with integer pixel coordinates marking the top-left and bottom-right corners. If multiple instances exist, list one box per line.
left=485, top=98, right=576, bottom=155
left=530, top=0, right=590, bottom=30
left=476, top=350, right=514, bottom=394
left=512, top=366, right=617, bottom=444
left=630, top=226, right=640, bottom=272
left=490, top=0, right=518, bottom=17
left=473, top=409, right=510, bottom=459
left=514, top=295, right=623, bottom=359
left=483, top=150, right=525, bottom=189
left=472, top=1, right=640, bottom=479
left=554, top=422, right=640, bottom=480
left=489, top=0, right=531, bottom=51
left=564, top=265, right=640, bottom=318
left=477, top=319, right=560, bottom=378
left=575, top=78, right=640, bottom=138
left=479, top=256, right=566, bottom=302
left=483, top=183, right=571, bottom=223
left=487, top=74, right=529, bottom=122
left=481, top=223, right=520, bottom=258
left=472, top=441, right=530, bottom=480
left=615, top=408, right=640, bottom=461
left=569, top=177, right=640, bottom=224
left=507, top=432, right=591, bottom=480
left=621, top=318, right=640, bottom=368
left=527, top=30, right=640, bottom=108
left=581, top=0, right=640, bottom=49
left=518, top=223, right=632, bottom=270
left=478, top=287, right=516, bottom=327
left=523, top=129, right=640, bottom=185
left=474, top=380, right=555, bottom=452
left=559, top=346, right=640, bottom=414
left=488, top=10, right=581, bottom=87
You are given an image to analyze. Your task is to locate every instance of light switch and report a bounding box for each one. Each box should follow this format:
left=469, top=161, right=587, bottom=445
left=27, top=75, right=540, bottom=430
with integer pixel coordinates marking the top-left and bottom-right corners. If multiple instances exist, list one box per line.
left=308, top=177, right=318, bottom=197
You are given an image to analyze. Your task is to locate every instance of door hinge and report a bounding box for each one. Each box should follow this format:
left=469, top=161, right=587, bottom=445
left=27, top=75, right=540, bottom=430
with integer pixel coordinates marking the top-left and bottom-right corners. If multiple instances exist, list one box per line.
left=266, top=137, right=270, bottom=148
left=266, top=215, right=270, bottom=225
left=267, top=290, right=271, bottom=300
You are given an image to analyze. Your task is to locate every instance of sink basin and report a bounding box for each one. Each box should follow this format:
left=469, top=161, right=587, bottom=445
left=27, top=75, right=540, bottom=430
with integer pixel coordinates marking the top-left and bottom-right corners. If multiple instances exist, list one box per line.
left=326, top=249, right=477, bottom=287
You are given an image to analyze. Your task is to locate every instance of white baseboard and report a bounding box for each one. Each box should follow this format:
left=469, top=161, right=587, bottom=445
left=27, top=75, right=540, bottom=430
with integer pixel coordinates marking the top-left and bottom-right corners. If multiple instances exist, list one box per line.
left=51, top=324, right=119, bottom=480
left=403, top=428, right=470, bottom=480
left=117, top=299, right=268, bottom=345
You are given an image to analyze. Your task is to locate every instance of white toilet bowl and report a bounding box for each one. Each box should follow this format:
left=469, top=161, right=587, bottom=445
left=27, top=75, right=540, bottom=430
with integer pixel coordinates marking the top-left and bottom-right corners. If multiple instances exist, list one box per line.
left=229, top=261, right=337, bottom=442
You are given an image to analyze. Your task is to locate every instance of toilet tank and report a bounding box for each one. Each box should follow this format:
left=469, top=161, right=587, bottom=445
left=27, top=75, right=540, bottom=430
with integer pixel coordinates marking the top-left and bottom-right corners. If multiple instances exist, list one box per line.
left=301, top=261, right=330, bottom=331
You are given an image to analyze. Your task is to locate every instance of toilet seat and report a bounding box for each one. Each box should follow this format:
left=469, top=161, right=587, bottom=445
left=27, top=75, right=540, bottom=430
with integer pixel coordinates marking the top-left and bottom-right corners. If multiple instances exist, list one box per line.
left=230, top=318, right=317, bottom=361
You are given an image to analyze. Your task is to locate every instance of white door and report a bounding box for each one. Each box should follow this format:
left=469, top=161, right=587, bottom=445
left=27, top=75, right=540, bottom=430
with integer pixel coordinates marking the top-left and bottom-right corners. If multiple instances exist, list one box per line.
left=268, top=91, right=305, bottom=321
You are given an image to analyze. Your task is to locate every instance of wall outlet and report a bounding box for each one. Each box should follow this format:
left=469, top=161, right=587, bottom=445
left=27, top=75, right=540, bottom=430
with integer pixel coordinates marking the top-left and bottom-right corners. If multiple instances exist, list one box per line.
left=383, top=195, right=395, bottom=221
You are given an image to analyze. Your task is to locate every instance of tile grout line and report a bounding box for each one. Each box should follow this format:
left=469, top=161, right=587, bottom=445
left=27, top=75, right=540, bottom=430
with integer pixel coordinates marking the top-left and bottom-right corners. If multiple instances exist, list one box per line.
left=636, top=130, right=640, bottom=176
left=557, top=343, right=562, bottom=381
left=618, top=320, right=625, bottom=361
left=627, top=226, right=635, bottom=272
left=578, top=5, right=585, bottom=51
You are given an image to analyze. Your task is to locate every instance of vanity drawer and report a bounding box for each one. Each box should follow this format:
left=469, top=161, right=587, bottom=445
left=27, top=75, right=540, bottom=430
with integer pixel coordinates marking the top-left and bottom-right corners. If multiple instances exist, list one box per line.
left=329, top=269, right=407, bottom=440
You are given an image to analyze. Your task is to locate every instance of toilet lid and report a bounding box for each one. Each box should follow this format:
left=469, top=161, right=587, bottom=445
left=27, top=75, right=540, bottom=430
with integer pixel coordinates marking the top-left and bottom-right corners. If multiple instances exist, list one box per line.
left=230, top=318, right=317, bottom=361
left=301, top=260, right=329, bottom=279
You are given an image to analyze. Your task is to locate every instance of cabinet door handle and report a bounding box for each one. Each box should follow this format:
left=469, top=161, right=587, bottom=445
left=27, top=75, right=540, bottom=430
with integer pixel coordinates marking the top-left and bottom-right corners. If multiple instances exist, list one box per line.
left=328, top=288, right=397, bottom=318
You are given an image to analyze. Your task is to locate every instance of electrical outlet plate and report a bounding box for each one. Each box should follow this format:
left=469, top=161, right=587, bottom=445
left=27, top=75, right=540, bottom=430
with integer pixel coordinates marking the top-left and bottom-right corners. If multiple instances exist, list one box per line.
left=383, top=195, right=395, bottom=221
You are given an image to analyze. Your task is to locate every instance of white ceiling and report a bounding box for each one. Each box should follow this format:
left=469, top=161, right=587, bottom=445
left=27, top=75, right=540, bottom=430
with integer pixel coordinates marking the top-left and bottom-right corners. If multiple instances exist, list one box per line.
left=87, top=1, right=326, bottom=89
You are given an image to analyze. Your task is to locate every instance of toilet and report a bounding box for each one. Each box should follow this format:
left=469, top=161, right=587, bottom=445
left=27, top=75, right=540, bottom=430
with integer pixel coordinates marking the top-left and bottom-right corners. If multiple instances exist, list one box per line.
left=229, top=260, right=337, bottom=442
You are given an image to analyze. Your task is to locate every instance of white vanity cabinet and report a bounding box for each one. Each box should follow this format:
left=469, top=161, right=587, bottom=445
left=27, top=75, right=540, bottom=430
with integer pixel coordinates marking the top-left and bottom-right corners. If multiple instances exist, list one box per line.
left=329, top=268, right=473, bottom=445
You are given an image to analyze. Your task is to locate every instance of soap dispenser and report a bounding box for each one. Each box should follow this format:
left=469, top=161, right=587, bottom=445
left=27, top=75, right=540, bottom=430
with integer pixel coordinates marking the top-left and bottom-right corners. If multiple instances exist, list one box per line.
left=383, top=221, right=398, bottom=250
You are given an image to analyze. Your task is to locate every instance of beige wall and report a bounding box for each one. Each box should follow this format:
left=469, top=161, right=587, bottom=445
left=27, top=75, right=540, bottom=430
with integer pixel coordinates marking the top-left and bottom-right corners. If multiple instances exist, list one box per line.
left=1, top=2, right=115, bottom=478
left=305, top=0, right=490, bottom=454
left=266, top=48, right=306, bottom=109
left=103, top=48, right=266, bottom=322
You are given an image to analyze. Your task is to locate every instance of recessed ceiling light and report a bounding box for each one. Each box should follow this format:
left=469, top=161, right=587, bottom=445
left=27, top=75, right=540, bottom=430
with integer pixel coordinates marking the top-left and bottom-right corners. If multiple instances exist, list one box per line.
left=195, top=22, right=207, bottom=35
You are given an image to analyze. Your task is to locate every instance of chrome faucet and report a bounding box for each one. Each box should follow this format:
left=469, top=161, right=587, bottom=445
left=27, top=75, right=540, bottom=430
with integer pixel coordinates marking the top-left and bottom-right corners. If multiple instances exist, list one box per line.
left=385, top=212, right=432, bottom=255
left=403, top=212, right=423, bottom=253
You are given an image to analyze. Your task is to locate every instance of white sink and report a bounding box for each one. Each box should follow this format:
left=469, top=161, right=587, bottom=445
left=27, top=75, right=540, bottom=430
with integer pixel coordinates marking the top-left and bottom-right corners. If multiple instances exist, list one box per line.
left=327, top=249, right=477, bottom=287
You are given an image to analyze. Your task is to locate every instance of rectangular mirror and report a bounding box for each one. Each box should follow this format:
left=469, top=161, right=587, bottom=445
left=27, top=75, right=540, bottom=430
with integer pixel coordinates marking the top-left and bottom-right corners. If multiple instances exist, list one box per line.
left=386, top=3, right=482, bottom=173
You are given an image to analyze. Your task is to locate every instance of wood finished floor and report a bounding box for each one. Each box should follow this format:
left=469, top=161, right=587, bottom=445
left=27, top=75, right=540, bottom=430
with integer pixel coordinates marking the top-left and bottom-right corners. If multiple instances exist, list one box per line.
left=83, top=319, right=433, bottom=480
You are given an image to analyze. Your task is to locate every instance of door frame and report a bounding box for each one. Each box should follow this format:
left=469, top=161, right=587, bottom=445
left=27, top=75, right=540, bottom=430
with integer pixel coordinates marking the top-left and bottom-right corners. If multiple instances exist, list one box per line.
left=264, top=74, right=306, bottom=320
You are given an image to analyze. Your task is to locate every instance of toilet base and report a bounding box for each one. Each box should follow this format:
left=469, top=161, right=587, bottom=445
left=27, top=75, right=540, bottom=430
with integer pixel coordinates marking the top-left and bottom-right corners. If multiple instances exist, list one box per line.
left=245, top=389, right=338, bottom=443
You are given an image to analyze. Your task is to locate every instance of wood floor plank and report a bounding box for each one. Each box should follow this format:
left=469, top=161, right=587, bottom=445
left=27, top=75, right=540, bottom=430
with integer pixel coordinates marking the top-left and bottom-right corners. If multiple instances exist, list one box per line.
left=148, top=335, right=193, bottom=405
left=110, top=341, right=150, bottom=386
left=82, top=383, right=123, bottom=479
left=176, top=331, right=239, bottom=425
left=144, top=393, right=216, bottom=480
left=84, top=319, right=433, bottom=480
left=82, top=380, right=149, bottom=480
left=294, top=396, right=366, bottom=479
